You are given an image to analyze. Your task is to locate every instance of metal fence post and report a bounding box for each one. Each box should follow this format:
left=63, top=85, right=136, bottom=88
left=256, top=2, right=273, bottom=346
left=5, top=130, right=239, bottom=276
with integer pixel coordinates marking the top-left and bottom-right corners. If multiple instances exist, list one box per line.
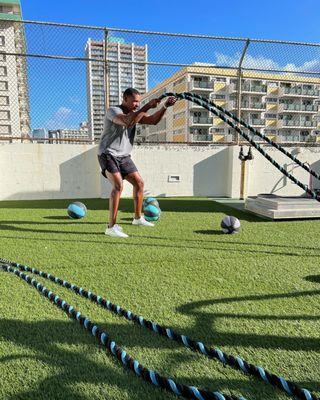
left=236, top=39, right=250, bottom=145
left=237, top=39, right=250, bottom=199
left=104, top=28, right=109, bottom=111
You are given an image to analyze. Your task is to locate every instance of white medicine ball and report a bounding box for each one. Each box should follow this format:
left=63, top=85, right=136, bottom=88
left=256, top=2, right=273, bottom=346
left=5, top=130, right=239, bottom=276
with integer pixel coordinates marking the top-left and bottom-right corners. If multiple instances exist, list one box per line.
left=220, top=215, right=241, bottom=234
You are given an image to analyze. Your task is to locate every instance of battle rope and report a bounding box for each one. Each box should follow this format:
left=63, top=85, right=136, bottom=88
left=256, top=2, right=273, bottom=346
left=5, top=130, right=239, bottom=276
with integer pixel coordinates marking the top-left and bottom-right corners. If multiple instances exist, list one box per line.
left=159, top=92, right=320, bottom=201
left=1, top=259, right=318, bottom=400
left=0, top=260, right=245, bottom=400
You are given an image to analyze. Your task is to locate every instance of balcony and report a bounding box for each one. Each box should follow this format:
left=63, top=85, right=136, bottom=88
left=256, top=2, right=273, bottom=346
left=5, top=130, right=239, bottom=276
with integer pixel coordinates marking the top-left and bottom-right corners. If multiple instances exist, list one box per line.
left=278, top=119, right=317, bottom=129
left=278, top=104, right=318, bottom=113
left=280, top=87, right=319, bottom=97
left=189, top=80, right=213, bottom=91
left=244, top=118, right=265, bottom=127
left=189, top=116, right=213, bottom=126
left=227, top=100, right=237, bottom=110
left=241, top=102, right=266, bottom=110
left=228, top=83, right=238, bottom=93
left=191, top=134, right=213, bottom=142
left=242, top=84, right=267, bottom=94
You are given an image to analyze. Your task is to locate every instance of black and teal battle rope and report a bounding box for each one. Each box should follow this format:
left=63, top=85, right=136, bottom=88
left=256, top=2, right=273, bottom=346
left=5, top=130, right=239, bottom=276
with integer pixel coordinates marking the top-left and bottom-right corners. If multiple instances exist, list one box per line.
left=1, top=259, right=318, bottom=400
left=159, top=92, right=320, bottom=201
left=0, top=260, right=244, bottom=400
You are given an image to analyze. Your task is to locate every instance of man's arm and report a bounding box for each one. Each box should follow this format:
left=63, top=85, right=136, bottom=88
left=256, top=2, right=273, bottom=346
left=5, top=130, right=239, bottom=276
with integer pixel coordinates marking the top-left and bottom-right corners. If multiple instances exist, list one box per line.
left=140, top=97, right=177, bottom=125
left=112, top=99, right=160, bottom=127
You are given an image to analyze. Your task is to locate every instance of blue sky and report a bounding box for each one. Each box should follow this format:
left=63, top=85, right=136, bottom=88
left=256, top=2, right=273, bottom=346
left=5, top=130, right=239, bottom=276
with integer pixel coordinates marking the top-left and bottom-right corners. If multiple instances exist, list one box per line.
left=22, top=0, right=320, bottom=42
left=19, top=0, right=320, bottom=131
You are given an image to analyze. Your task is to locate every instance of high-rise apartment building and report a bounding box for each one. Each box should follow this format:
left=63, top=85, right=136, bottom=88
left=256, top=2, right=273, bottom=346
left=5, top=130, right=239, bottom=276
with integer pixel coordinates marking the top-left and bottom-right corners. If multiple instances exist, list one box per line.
left=85, top=37, right=148, bottom=141
left=0, top=0, right=30, bottom=139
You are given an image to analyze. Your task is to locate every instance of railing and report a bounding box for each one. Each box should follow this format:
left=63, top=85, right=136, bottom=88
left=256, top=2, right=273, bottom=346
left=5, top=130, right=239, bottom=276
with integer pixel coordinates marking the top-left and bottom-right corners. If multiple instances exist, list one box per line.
left=189, top=80, right=213, bottom=91
left=244, top=118, right=266, bottom=126
left=281, top=87, right=320, bottom=96
left=279, top=119, right=317, bottom=128
left=189, top=116, right=213, bottom=125
left=278, top=103, right=318, bottom=112
left=191, top=134, right=212, bottom=141
left=242, top=84, right=267, bottom=93
left=241, top=102, right=266, bottom=110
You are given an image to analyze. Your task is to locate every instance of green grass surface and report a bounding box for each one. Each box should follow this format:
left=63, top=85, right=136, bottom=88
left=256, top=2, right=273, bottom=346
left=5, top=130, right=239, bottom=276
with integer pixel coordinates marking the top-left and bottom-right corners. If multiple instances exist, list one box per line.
left=0, top=197, right=319, bottom=400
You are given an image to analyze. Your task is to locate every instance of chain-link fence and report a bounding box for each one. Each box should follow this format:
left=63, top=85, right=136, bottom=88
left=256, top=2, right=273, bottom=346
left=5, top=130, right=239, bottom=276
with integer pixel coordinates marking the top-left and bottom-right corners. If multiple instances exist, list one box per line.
left=0, top=19, right=320, bottom=144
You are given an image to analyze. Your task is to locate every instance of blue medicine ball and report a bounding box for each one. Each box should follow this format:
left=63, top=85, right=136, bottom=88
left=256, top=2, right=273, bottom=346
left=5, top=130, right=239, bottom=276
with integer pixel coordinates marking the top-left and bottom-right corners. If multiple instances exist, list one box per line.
left=143, top=197, right=160, bottom=209
left=143, top=204, right=161, bottom=222
left=67, top=202, right=87, bottom=219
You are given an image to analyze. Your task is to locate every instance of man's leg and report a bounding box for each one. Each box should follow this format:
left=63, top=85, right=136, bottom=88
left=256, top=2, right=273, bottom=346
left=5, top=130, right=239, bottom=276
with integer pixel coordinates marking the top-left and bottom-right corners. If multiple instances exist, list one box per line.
left=125, top=172, right=154, bottom=227
left=105, top=171, right=123, bottom=227
left=125, top=171, right=144, bottom=219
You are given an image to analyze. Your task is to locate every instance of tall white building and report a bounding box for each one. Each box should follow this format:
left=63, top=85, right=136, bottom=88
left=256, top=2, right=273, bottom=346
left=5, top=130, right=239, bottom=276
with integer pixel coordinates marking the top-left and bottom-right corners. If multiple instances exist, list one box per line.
left=0, top=0, right=30, bottom=140
left=85, top=37, right=148, bottom=141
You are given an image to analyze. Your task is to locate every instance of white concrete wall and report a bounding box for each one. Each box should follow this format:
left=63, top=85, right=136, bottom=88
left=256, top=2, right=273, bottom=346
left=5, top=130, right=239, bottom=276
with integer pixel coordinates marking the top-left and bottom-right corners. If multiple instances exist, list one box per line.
left=101, top=144, right=231, bottom=198
left=245, top=145, right=320, bottom=197
left=0, top=143, right=101, bottom=200
left=1, top=143, right=320, bottom=201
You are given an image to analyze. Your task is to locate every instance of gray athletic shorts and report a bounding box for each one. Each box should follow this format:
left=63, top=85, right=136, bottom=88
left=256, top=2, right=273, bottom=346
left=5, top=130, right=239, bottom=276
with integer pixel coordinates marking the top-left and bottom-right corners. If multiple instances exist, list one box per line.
left=98, top=153, right=138, bottom=179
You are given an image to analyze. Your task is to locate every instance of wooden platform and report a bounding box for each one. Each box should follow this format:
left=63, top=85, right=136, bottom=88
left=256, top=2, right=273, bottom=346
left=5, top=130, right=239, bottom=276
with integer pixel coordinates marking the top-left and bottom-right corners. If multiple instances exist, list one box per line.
left=245, top=194, right=320, bottom=219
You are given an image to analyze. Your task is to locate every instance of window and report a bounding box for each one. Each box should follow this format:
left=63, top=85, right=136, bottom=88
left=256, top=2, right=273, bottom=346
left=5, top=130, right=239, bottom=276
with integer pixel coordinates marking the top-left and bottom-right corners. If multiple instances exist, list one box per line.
left=0, top=110, right=10, bottom=120
left=215, top=77, right=227, bottom=82
left=212, top=94, right=226, bottom=100
left=266, top=98, right=278, bottom=103
left=0, top=81, right=8, bottom=90
left=0, top=96, right=9, bottom=105
left=0, top=124, right=11, bottom=134
left=0, top=52, right=5, bottom=62
left=0, top=36, right=5, bottom=47
left=0, top=66, right=7, bottom=76
left=265, top=114, right=277, bottom=119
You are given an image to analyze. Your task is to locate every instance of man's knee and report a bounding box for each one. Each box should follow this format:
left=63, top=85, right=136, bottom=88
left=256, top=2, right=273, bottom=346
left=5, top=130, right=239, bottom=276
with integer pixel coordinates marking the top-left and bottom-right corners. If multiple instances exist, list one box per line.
left=136, top=176, right=144, bottom=189
left=113, top=182, right=123, bottom=193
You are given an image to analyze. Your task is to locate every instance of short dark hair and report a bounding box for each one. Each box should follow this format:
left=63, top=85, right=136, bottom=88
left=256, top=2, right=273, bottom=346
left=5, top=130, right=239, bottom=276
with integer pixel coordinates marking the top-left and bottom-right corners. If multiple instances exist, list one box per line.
left=123, top=88, right=140, bottom=98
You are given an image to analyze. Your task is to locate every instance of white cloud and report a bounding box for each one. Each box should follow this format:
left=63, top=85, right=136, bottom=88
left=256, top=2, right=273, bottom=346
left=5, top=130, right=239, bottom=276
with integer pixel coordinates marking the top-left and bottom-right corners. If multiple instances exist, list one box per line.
left=45, top=107, right=75, bottom=130
left=215, top=51, right=320, bottom=74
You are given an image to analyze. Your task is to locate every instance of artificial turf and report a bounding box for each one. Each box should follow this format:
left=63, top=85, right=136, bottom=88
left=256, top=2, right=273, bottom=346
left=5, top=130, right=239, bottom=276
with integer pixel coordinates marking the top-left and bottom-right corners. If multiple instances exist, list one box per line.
left=0, top=197, right=319, bottom=400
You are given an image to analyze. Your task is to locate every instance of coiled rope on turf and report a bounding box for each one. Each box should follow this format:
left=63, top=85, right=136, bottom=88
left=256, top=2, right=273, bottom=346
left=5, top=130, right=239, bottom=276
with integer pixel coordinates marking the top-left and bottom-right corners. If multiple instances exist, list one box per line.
left=159, top=92, right=320, bottom=201
left=1, top=259, right=318, bottom=400
left=0, top=260, right=245, bottom=400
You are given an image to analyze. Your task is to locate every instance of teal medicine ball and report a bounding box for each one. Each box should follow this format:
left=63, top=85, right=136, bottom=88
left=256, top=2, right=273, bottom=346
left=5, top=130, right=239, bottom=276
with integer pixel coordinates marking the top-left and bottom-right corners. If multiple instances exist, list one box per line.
left=67, top=202, right=87, bottom=219
left=143, top=204, right=161, bottom=222
left=143, top=197, right=160, bottom=209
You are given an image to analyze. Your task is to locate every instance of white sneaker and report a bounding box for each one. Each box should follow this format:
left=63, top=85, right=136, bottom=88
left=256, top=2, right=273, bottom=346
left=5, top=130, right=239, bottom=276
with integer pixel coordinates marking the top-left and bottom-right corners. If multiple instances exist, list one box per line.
left=132, top=216, right=154, bottom=227
left=105, top=224, right=129, bottom=238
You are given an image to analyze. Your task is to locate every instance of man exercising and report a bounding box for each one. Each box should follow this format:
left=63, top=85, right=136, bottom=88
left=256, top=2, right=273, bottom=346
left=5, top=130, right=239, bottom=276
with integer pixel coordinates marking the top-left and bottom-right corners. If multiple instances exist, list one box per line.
left=98, top=88, right=176, bottom=238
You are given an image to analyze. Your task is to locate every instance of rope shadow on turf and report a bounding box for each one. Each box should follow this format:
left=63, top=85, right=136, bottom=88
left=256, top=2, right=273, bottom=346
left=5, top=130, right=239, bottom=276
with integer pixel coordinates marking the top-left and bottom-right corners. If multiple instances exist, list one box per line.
left=0, top=229, right=318, bottom=258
